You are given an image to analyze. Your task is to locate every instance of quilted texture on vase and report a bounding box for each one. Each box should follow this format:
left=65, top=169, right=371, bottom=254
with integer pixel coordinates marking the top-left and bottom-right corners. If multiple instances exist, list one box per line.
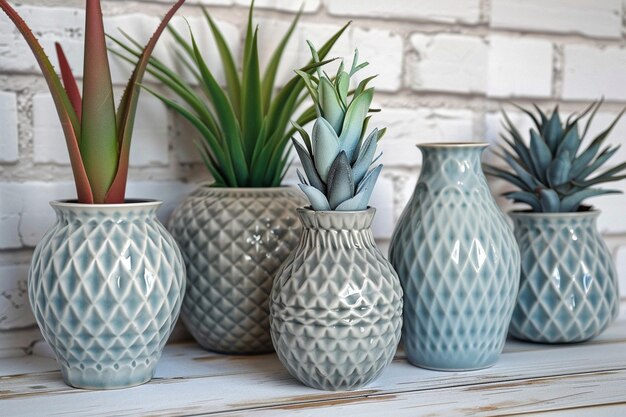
left=168, top=186, right=307, bottom=354
left=509, top=211, right=619, bottom=343
left=270, top=208, right=403, bottom=391
left=28, top=200, right=185, bottom=389
left=388, top=143, right=520, bottom=371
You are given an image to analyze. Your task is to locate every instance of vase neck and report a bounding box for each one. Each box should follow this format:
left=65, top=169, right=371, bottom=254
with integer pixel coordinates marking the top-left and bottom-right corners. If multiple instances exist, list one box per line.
left=418, top=145, right=487, bottom=189
left=51, top=201, right=160, bottom=223
left=297, top=208, right=377, bottom=249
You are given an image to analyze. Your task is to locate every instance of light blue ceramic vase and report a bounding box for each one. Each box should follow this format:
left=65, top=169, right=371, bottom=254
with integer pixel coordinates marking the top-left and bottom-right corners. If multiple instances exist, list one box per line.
left=389, top=143, right=520, bottom=371
left=509, top=211, right=619, bottom=343
left=29, top=200, right=186, bottom=389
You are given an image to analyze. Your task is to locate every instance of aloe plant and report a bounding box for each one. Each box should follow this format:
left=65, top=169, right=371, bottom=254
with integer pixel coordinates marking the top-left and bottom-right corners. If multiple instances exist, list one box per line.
left=484, top=101, right=626, bottom=212
left=293, top=47, right=384, bottom=211
left=0, top=0, right=185, bottom=204
left=108, top=1, right=349, bottom=187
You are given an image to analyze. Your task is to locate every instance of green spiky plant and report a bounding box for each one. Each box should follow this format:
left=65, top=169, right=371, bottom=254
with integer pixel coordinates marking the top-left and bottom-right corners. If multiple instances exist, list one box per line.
left=108, top=2, right=350, bottom=188
left=293, top=46, right=384, bottom=211
left=0, top=0, right=185, bottom=204
left=484, top=101, right=626, bottom=213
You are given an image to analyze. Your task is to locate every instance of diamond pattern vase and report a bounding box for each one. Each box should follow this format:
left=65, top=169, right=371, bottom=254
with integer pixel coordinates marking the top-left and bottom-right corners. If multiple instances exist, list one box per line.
left=168, top=186, right=307, bottom=354
left=509, top=211, right=619, bottom=343
left=389, top=143, right=520, bottom=371
left=28, top=200, right=185, bottom=389
left=270, top=208, right=403, bottom=391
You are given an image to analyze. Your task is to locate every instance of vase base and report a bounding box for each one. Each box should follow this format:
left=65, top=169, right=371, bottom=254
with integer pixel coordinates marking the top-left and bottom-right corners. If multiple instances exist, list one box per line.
left=60, top=362, right=156, bottom=390
left=406, top=358, right=497, bottom=372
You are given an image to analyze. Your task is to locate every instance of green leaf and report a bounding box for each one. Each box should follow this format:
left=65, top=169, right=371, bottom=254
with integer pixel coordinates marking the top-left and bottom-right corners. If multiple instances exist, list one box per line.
left=483, top=163, right=530, bottom=191
left=544, top=107, right=563, bottom=153
left=261, top=7, right=301, bottom=111
left=241, top=28, right=263, bottom=162
left=318, top=77, right=344, bottom=132
left=539, top=188, right=561, bottom=212
left=55, top=43, right=82, bottom=123
left=352, top=128, right=378, bottom=185
left=529, top=129, right=552, bottom=182
left=299, top=184, right=330, bottom=210
left=202, top=7, right=241, bottom=117
left=336, top=164, right=381, bottom=211
left=292, top=138, right=325, bottom=193
left=313, top=117, right=341, bottom=182
left=504, top=191, right=541, bottom=212
left=339, top=88, right=374, bottom=161
left=546, top=150, right=571, bottom=187
left=560, top=188, right=620, bottom=212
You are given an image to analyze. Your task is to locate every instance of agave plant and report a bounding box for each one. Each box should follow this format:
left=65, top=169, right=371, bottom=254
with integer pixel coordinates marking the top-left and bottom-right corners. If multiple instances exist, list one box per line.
left=108, top=2, right=349, bottom=188
left=484, top=101, right=626, bottom=212
left=293, top=46, right=384, bottom=211
left=0, top=0, right=185, bottom=203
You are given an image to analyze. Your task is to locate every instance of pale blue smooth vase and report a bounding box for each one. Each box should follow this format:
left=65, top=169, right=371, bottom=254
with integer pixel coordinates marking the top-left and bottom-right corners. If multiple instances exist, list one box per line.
left=389, top=143, right=520, bottom=371
left=509, top=211, right=619, bottom=343
left=29, top=200, right=186, bottom=389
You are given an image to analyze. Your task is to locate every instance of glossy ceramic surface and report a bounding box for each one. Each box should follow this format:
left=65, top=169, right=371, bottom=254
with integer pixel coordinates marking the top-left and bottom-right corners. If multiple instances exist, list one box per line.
left=28, top=200, right=185, bottom=389
left=270, top=208, right=403, bottom=391
left=509, top=211, right=619, bottom=343
left=168, top=186, right=307, bottom=354
left=389, top=143, right=520, bottom=371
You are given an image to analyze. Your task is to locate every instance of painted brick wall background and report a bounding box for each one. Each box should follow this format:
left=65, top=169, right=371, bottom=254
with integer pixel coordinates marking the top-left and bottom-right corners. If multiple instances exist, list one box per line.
left=2, top=0, right=626, bottom=356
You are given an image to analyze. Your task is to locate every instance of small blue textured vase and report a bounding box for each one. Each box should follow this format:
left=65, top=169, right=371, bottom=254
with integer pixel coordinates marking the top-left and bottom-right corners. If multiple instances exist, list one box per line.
left=28, top=200, right=186, bottom=389
left=509, top=211, right=619, bottom=343
left=389, top=143, right=520, bottom=371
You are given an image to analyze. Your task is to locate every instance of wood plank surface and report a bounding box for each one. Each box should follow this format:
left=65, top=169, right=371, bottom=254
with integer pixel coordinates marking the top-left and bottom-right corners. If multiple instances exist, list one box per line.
left=1, top=307, right=624, bottom=416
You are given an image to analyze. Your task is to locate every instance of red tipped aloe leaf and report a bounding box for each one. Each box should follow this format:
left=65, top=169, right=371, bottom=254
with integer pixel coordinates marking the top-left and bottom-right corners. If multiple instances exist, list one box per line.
left=55, top=42, right=82, bottom=123
left=81, top=0, right=118, bottom=204
left=0, top=0, right=93, bottom=203
left=105, top=0, right=186, bottom=204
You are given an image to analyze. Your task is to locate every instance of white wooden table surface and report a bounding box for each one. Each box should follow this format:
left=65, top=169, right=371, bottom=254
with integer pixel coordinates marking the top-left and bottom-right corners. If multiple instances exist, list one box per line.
left=2, top=303, right=626, bottom=417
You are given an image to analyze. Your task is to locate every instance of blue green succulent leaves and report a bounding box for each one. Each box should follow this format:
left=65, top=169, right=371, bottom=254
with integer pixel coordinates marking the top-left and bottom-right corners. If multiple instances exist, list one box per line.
left=485, top=101, right=626, bottom=213
left=294, top=48, right=384, bottom=211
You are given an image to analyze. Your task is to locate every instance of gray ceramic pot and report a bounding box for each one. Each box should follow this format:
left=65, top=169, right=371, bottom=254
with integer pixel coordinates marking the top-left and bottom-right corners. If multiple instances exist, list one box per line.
left=29, top=200, right=185, bottom=389
left=168, top=185, right=307, bottom=354
left=270, top=208, right=403, bottom=391
left=389, top=143, right=520, bottom=371
left=509, top=211, right=619, bottom=343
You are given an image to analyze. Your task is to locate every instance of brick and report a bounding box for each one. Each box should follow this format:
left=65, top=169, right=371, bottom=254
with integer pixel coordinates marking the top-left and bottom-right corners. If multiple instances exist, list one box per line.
left=235, top=0, right=320, bottom=12
left=0, top=264, right=35, bottom=330
left=374, top=108, right=475, bottom=166
left=351, top=28, right=403, bottom=92
left=0, top=92, right=18, bottom=163
left=0, top=6, right=84, bottom=74
left=590, top=181, right=626, bottom=234
left=487, top=36, right=553, bottom=98
left=409, top=34, right=487, bottom=94
left=490, top=0, right=622, bottom=39
left=0, top=184, right=22, bottom=249
left=615, top=245, right=626, bottom=298
left=324, top=0, right=481, bottom=24
left=562, top=45, right=626, bottom=101
left=32, top=94, right=68, bottom=165
left=370, top=174, right=395, bottom=239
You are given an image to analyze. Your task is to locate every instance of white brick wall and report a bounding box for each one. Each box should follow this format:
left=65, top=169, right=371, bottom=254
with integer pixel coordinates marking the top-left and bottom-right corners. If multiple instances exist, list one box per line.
left=2, top=0, right=626, bottom=350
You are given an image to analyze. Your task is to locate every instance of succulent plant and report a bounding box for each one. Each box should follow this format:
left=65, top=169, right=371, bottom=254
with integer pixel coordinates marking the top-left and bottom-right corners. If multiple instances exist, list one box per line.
left=109, top=2, right=349, bottom=188
left=293, top=47, right=385, bottom=211
left=484, top=101, right=626, bottom=213
left=0, top=0, right=185, bottom=203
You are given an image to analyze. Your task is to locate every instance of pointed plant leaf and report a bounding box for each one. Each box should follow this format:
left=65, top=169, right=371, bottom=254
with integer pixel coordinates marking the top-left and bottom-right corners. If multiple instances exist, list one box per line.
left=544, top=108, right=562, bottom=153
left=336, top=164, right=382, bottom=211
left=241, top=28, right=263, bottom=161
left=318, top=77, right=344, bottom=132
left=546, top=150, right=571, bottom=187
left=106, top=0, right=186, bottom=203
left=292, top=138, right=325, bottom=192
left=555, top=124, right=580, bottom=160
left=504, top=191, right=541, bottom=212
left=560, top=188, right=620, bottom=212
left=312, top=117, right=341, bottom=182
left=352, top=128, right=378, bottom=185
left=575, top=146, right=620, bottom=181
left=538, top=188, right=561, bottom=212
left=55, top=43, right=82, bottom=123
left=296, top=169, right=308, bottom=186
left=299, top=184, right=331, bottom=211
left=483, top=163, right=531, bottom=191
left=292, top=121, right=312, bottom=155
left=529, top=129, right=552, bottom=182
left=327, top=152, right=354, bottom=209
left=339, top=88, right=373, bottom=161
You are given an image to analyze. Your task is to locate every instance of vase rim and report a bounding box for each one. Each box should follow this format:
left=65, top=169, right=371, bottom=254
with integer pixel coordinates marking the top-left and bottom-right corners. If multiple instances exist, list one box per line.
left=509, top=209, right=601, bottom=219
left=50, top=199, right=162, bottom=209
left=198, top=181, right=295, bottom=192
left=296, top=206, right=376, bottom=215
left=417, top=141, right=489, bottom=149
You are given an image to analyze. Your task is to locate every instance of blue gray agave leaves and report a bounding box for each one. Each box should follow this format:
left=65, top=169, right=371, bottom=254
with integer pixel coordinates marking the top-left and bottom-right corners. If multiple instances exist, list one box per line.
left=485, top=101, right=626, bottom=213
left=293, top=46, right=385, bottom=211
